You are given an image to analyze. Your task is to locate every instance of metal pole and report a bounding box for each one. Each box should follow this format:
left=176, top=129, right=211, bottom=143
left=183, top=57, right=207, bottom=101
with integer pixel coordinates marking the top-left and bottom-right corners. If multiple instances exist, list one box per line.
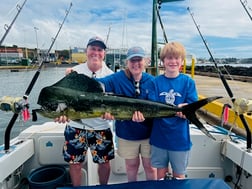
left=151, top=0, right=158, bottom=75
left=5, top=46, right=8, bottom=66
left=34, top=27, right=39, bottom=61
left=151, top=0, right=184, bottom=75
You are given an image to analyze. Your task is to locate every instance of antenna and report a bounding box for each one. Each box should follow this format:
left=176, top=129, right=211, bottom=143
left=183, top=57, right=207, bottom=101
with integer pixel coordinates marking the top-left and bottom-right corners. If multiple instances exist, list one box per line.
left=121, top=9, right=128, bottom=49
left=105, top=24, right=111, bottom=46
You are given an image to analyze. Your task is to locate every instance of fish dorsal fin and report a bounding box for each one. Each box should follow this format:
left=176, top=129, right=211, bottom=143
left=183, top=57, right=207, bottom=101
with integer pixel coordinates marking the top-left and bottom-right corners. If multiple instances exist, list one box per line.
left=52, top=71, right=104, bottom=93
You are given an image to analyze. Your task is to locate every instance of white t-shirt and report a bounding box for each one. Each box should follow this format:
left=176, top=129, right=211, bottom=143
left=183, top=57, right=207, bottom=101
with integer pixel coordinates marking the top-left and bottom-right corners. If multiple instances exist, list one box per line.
left=68, top=61, right=114, bottom=130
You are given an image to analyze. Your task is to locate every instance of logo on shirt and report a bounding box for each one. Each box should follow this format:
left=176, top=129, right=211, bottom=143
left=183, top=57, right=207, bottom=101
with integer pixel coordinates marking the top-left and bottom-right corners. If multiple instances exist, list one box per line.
left=160, top=89, right=181, bottom=105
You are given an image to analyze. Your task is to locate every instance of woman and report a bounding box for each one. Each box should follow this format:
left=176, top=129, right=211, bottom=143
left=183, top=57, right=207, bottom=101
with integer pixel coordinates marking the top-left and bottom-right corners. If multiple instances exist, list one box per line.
left=99, top=46, right=157, bottom=182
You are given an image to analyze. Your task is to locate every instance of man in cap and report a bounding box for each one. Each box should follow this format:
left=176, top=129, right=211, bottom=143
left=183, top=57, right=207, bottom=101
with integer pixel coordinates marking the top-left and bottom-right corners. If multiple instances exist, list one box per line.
left=57, top=36, right=114, bottom=186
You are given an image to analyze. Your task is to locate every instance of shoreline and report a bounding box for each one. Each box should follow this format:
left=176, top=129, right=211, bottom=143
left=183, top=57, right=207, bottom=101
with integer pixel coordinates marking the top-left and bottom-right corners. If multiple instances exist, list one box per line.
left=0, top=62, right=77, bottom=71
left=189, top=71, right=252, bottom=83
left=0, top=65, right=37, bottom=70
left=190, top=64, right=252, bottom=83
left=1, top=64, right=252, bottom=83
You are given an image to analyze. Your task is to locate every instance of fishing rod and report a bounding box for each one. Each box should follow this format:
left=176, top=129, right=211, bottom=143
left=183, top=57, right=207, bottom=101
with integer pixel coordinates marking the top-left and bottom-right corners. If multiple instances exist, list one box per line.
left=0, top=0, right=28, bottom=46
left=187, top=7, right=234, bottom=101
left=4, top=2, right=73, bottom=152
left=187, top=7, right=251, bottom=150
left=240, top=0, right=252, bottom=21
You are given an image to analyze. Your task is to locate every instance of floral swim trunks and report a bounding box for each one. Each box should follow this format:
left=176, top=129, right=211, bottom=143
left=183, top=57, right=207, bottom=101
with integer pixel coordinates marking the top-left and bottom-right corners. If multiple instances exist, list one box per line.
left=63, top=125, right=115, bottom=164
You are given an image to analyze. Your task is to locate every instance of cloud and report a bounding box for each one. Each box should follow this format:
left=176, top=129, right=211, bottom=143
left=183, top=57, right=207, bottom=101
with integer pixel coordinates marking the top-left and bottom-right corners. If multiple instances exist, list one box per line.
left=1, top=0, right=252, bottom=58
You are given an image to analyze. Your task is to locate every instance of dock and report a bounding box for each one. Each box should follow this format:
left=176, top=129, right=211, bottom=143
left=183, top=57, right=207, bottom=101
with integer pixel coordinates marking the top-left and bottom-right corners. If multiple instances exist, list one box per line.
left=194, top=74, right=252, bottom=101
left=193, top=74, right=252, bottom=135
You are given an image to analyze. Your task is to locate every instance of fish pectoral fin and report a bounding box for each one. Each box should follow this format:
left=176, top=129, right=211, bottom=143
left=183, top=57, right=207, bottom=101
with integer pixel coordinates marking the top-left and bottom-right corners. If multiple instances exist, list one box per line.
left=56, top=103, right=68, bottom=112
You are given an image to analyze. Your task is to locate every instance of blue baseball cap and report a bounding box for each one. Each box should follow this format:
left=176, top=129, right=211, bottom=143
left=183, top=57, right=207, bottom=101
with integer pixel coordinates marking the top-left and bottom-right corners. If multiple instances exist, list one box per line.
left=87, top=36, right=106, bottom=49
left=126, top=46, right=145, bottom=60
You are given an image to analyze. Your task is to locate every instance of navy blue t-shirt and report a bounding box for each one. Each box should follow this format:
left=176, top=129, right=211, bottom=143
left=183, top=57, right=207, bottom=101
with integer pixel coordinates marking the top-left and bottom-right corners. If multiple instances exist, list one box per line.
left=98, top=70, right=154, bottom=140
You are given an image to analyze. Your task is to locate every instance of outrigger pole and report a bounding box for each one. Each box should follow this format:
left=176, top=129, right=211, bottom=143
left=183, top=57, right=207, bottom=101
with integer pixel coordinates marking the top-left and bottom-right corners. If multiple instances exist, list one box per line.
left=0, top=0, right=27, bottom=46
left=4, top=2, right=73, bottom=152
left=187, top=7, right=251, bottom=150
left=240, top=0, right=252, bottom=21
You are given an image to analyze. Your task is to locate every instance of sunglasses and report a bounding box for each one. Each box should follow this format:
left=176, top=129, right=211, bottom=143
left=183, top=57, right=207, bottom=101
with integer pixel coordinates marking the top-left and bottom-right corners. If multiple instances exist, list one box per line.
left=92, top=72, right=96, bottom=78
left=130, top=58, right=143, bottom=63
left=134, top=81, right=140, bottom=96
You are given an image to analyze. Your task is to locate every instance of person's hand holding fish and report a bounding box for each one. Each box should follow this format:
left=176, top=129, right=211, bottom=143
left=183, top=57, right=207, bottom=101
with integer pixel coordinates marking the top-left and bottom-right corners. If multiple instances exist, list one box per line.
left=101, top=112, right=115, bottom=120
left=176, top=103, right=188, bottom=119
left=65, top=68, right=74, bottom=75
left=132, top=111, right=145, bottom=122
left=54, top=115, right=70, bottom=123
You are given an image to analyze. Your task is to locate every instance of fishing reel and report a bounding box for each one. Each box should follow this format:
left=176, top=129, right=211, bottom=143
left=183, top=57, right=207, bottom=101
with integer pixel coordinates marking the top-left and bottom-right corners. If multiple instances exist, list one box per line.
left=0, top=96, right=26, bottom=113
left=233, top=98, right=252, bottom=115
left=0, top=96, right=32, bottom=121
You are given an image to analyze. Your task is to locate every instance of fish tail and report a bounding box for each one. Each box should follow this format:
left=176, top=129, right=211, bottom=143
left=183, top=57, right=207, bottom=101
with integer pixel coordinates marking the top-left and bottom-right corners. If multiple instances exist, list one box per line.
left=182, top=96, right=222, bottom=140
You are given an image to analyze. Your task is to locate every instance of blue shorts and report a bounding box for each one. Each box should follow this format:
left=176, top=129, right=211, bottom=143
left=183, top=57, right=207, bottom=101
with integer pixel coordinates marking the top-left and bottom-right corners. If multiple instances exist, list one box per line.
left=151, top=145, right=190, bottom=175
left=63, top=125, right=115, bottom=164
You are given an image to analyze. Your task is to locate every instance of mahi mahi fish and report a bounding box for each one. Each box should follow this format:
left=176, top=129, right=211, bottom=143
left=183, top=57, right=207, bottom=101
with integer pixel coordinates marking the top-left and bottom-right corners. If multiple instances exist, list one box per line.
left=35, top=71, right=222, bottom=140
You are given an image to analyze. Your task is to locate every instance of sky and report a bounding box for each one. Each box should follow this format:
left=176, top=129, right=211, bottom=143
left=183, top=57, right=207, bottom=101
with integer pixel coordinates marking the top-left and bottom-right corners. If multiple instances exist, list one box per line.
left=0, top=0, right=252, bottom=59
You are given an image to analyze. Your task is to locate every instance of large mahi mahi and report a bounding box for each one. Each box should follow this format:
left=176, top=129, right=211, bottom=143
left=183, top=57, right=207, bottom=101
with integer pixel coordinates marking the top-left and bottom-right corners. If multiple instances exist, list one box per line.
left=35, top=71, right=222, bottom=140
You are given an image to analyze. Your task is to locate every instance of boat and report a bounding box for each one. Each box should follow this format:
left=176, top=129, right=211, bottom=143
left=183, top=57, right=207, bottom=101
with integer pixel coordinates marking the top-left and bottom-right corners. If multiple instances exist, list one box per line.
left=0, top=0, right=252, bottom=189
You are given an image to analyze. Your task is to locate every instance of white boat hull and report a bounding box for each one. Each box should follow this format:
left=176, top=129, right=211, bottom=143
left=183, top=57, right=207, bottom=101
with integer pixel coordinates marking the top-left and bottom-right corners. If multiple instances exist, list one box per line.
left=0, top=122, right=252, bottom=189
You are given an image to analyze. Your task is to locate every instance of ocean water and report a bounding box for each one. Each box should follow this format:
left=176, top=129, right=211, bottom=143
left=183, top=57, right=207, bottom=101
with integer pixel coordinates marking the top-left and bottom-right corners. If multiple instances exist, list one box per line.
left=0, top=67, right=68, bottom=145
